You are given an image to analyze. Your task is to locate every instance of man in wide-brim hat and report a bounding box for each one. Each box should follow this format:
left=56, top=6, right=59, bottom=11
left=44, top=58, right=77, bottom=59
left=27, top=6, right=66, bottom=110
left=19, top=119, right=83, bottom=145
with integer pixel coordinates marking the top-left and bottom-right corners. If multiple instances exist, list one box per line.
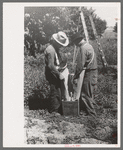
left=44, top=31, right=69, bottom=116
left=72, top=32, right=98, bottom=117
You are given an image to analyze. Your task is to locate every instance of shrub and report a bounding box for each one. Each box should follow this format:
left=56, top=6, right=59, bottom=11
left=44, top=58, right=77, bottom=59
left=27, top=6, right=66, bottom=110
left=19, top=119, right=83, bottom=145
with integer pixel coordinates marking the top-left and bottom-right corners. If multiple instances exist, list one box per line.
left=90, top=38, right=117, bottom=65
left=24, top=54, right=50, bottom=107
left=94, top=74, right=117, bottom=110
left=100, top=38, right=117, bottom=65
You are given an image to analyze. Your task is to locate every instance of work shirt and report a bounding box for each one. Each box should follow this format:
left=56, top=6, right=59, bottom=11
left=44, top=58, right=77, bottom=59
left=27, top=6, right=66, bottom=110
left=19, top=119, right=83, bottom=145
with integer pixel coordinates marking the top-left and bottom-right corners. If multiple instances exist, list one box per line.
left=44, top=44, right=67, bottom=80
left=74, top=41, right=97, bottom=79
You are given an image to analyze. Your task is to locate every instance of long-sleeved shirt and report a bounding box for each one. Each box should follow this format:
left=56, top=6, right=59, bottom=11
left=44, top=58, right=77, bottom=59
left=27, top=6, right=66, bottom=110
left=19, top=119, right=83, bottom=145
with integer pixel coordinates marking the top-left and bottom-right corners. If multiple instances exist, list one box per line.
left=74, top=41, right=97, bottom=79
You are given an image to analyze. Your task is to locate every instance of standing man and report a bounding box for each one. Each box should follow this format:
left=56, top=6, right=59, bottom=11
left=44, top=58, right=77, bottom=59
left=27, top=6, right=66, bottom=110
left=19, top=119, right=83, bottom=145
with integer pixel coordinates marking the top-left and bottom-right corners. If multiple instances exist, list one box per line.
left=44, top=31, right=69, bottom=116
left=72, top=32, right=98, bottom=117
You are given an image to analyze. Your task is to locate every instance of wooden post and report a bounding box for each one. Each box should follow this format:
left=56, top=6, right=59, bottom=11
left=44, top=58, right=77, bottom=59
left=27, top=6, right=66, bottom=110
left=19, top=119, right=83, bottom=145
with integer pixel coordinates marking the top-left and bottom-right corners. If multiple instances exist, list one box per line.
left=88, top=8, right=108, bottom=68
left=79, top=7, right=89, bottom=43
left=72, top=20, right=79, bottom=69
left=73, top=7, right=89, bottom=100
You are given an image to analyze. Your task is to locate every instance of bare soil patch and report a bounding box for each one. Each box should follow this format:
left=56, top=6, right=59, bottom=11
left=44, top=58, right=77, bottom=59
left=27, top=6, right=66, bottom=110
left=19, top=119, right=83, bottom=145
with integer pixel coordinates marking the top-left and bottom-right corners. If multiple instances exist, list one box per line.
left=24, top=107, right=117, bottom=145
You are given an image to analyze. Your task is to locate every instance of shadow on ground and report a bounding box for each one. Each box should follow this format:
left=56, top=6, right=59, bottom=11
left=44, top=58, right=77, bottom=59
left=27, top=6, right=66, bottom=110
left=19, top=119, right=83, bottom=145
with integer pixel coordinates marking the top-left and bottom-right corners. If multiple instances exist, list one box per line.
left=28, top=95, right=50, bottom=111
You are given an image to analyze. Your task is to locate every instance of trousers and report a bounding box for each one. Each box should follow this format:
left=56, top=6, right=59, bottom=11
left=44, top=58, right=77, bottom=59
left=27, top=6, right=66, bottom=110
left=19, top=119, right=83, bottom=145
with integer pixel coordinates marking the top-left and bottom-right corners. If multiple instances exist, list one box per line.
left=45, top=68, right=62, bottom=113
left=81, top=69, right=98, bottom=116
left=74, top=69, right=98, bottom=116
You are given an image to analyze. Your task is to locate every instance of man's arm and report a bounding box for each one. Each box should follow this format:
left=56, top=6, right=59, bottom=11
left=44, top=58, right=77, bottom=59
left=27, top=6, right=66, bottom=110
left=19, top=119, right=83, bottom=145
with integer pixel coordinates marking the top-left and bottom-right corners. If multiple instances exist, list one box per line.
left=46, top=50, right=61, bottom=79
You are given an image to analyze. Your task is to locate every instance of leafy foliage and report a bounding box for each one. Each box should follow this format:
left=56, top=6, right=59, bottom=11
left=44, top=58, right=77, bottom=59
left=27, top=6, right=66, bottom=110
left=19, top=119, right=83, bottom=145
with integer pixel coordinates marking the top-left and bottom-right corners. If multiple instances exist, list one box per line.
left=90, top=38, right=117, bottom=65
left=24, top=7, right=107, bottom=57
left=113, top=23, right=117, bottom=33
left=24, top=54, right=50, bottom=107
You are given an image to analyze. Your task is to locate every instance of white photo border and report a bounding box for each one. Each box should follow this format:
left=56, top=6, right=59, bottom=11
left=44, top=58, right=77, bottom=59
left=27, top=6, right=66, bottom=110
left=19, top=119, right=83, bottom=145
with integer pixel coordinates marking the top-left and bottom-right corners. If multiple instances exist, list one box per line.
left=3, top=2, right=121, bottom=148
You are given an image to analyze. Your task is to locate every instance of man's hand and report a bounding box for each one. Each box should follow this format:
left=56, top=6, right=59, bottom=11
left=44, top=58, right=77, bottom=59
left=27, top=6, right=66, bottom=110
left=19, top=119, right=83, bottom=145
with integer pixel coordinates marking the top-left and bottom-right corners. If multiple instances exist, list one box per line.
left=59, top=73, right=65, bottom=80
left=73, top=79, right=77, bottom=85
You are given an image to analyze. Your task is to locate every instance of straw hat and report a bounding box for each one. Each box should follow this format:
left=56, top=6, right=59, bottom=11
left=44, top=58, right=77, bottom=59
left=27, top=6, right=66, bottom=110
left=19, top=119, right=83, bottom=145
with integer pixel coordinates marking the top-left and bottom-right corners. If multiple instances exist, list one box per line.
left=52, top=31, right=69, bottom=46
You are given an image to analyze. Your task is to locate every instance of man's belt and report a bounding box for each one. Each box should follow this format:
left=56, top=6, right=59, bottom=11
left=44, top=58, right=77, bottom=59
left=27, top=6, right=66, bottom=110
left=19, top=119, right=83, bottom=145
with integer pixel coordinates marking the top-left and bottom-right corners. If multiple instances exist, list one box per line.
left=85, top=68, right=97, bottom=72
left=58, top=64, right=67, bottom=73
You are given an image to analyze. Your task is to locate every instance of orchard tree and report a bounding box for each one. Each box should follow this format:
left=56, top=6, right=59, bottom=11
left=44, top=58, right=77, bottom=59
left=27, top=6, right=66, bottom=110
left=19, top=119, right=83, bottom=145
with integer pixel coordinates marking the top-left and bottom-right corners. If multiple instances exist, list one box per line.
left=113, top=23, right=117, bottom=33
left=24, top=7, right=107, bottom=57
left=69, top=7, right=107, bottom=39
left=24, top=7, right=68, bottom=56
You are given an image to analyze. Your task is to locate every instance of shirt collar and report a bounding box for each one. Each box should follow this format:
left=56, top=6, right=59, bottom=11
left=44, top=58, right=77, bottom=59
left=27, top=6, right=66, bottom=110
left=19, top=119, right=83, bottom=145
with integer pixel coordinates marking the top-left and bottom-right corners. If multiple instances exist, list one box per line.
left=79, top=39, right=87, bottom=46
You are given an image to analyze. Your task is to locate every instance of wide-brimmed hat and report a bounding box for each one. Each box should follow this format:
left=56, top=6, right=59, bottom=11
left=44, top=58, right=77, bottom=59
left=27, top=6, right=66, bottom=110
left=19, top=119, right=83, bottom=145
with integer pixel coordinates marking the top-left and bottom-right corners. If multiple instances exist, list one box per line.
left=52, top=31, right=69, bottom=46
left=71, top=32, right=84, bottom=44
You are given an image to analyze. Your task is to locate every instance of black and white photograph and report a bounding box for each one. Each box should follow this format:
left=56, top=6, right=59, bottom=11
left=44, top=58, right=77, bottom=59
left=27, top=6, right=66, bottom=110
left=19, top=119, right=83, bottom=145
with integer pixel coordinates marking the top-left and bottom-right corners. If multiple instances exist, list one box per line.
left=3, top=2, right=121, bottom=147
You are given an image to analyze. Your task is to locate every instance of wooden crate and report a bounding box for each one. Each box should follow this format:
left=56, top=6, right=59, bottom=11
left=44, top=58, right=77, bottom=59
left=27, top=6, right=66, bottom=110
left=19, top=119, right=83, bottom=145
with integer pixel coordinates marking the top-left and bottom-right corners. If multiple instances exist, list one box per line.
left=62, top=100, right=79, bottom=116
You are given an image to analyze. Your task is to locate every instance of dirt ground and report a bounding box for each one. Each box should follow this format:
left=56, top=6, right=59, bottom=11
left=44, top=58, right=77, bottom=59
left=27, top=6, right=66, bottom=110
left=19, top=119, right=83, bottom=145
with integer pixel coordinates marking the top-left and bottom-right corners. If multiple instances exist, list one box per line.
left=24, top=106, right=117, bottom=145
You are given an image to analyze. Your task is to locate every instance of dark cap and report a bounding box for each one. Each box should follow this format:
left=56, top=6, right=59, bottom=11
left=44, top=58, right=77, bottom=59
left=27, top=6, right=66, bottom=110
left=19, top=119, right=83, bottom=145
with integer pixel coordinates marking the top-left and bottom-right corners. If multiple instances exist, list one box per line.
left=71, top=32, right=84, bottom=44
